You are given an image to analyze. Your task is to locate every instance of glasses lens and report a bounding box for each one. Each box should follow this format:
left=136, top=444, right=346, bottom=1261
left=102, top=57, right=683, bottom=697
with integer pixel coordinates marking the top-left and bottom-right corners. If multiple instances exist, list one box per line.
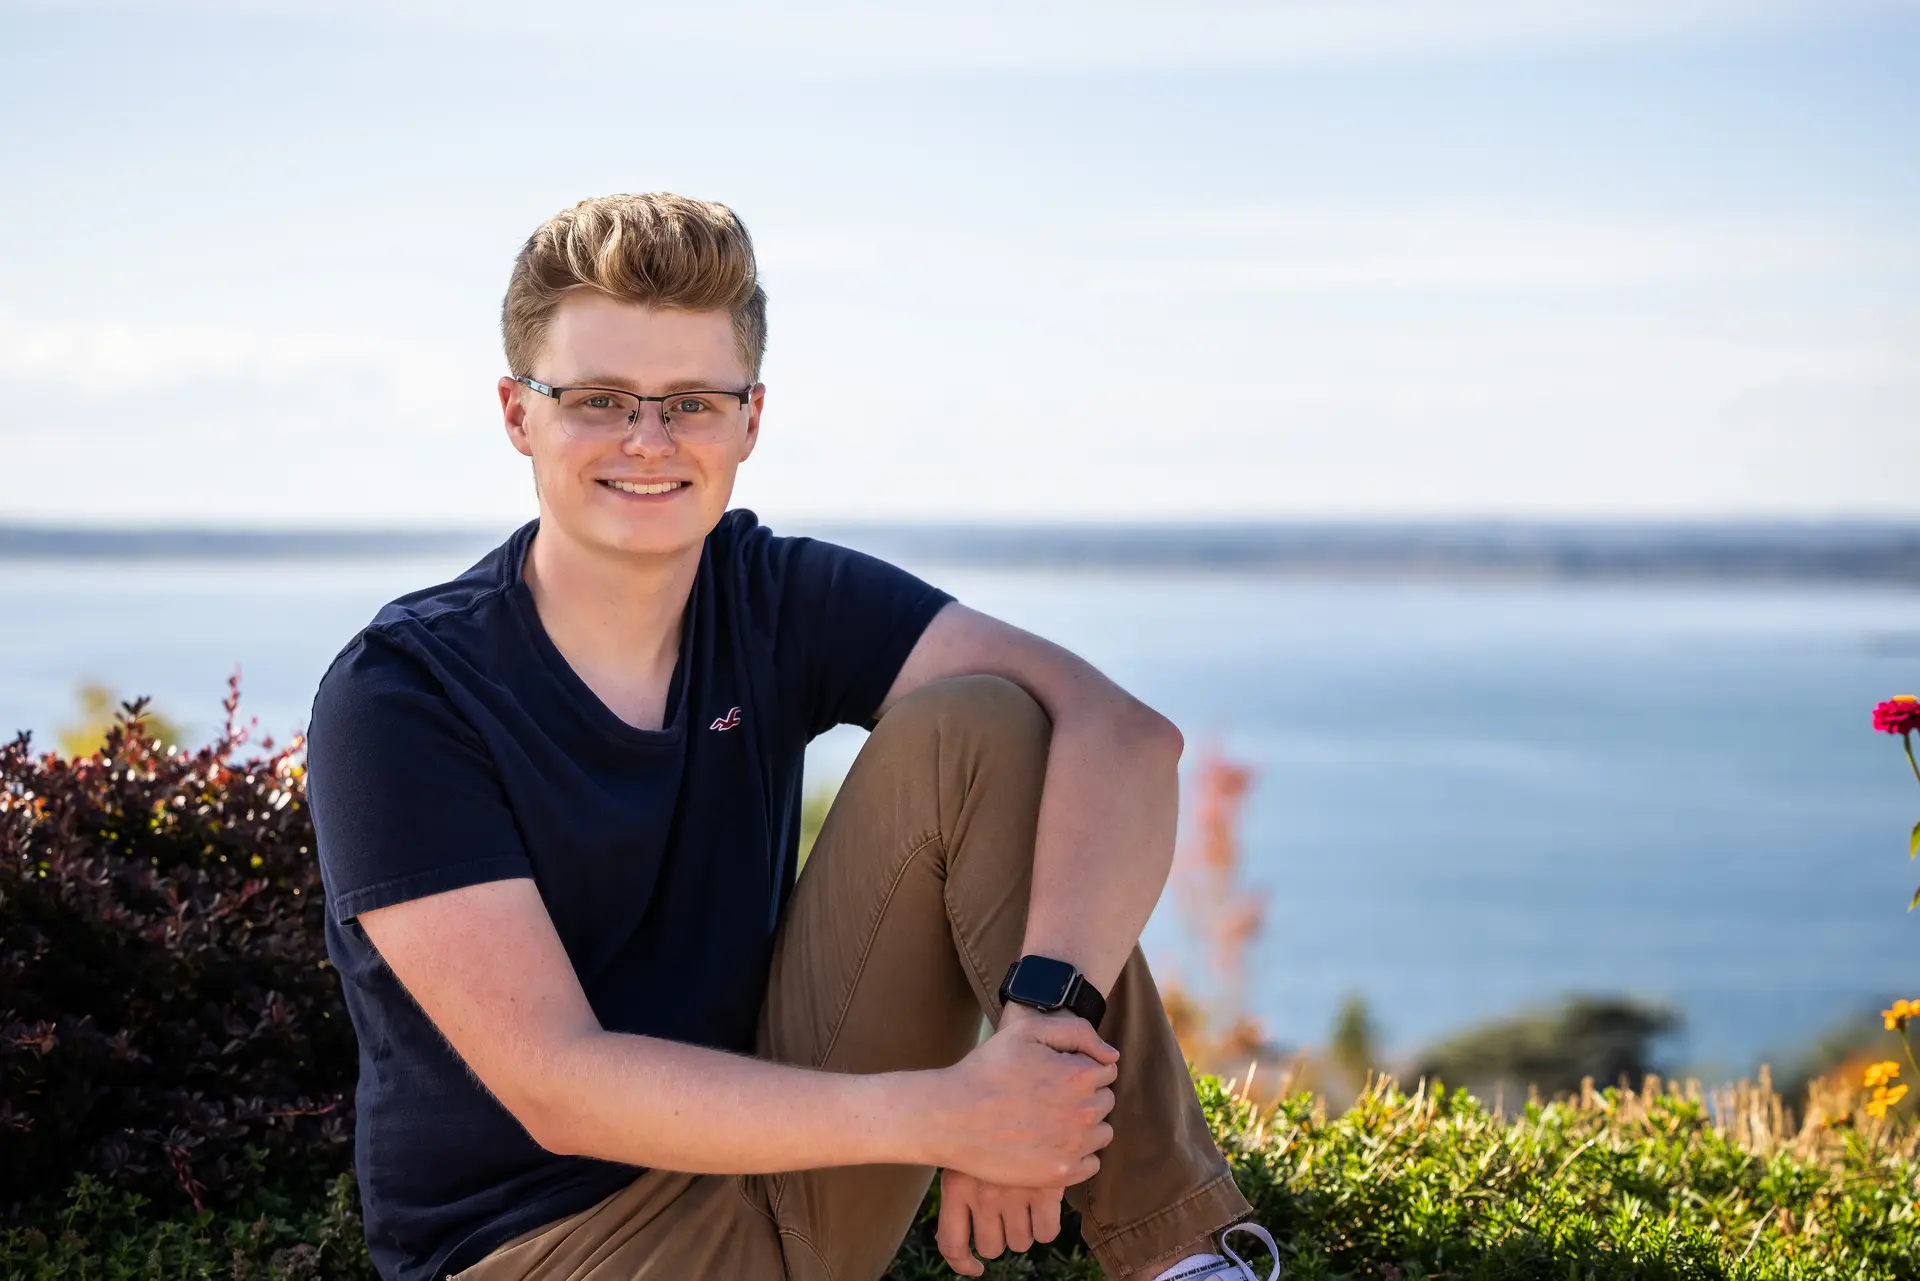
left=660, top=393, right=743, bottom=443
left=556, top=388, right=641, bottom=437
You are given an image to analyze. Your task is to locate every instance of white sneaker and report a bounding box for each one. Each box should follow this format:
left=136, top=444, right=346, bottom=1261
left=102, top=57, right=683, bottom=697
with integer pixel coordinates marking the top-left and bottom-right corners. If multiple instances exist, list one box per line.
left=1153, top=1223, right=1280, bottom=1281
left=1214, top=1224, right=1279, bottom=1280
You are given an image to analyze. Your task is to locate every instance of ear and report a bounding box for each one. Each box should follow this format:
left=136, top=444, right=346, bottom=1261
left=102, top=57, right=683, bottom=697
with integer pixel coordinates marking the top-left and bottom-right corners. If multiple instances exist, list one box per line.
left=499, top=377, right=535, bottom=459
left=738, top=383, right=765, bottom=463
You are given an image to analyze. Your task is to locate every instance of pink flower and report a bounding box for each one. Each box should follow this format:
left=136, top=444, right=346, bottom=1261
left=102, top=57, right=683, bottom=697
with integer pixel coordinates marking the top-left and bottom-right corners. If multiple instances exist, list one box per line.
left=1873, top=697, right=1920, bottom=735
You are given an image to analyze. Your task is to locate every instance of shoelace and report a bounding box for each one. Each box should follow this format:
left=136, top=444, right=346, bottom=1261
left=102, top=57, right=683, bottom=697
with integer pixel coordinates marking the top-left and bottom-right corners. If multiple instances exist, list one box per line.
left=1216, top=1222, right=1280, bottom=1280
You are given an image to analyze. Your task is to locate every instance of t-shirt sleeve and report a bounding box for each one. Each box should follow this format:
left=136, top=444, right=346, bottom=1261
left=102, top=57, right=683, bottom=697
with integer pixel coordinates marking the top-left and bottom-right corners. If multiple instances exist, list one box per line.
left=306, top=632, right=534, bottom=924
left=777, top=536, right=954, bottom=739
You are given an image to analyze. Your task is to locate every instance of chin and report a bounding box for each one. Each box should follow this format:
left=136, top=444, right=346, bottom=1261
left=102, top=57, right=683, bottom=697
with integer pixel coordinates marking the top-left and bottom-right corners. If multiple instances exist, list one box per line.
left=587, top=503, right=720, bottom=560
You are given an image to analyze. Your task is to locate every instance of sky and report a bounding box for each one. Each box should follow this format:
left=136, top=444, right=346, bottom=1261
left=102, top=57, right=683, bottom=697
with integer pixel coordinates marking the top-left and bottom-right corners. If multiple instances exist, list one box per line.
left=1, top=0, right=1916, bottom=526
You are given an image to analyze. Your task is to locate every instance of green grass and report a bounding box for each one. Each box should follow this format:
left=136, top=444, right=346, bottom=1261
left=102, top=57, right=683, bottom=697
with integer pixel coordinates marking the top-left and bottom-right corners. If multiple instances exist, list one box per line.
left=10, top=1075, right=1919, bottom=1280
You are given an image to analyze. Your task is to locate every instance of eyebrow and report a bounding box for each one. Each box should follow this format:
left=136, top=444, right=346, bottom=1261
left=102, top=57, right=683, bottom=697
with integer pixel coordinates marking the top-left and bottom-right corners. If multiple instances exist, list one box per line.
left=564, top=373, right=746, bottom=393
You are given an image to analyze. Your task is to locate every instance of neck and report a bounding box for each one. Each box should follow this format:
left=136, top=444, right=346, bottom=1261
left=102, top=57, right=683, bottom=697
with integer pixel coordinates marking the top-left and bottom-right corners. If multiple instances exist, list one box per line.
left=522, top=518, right=700, bottom=691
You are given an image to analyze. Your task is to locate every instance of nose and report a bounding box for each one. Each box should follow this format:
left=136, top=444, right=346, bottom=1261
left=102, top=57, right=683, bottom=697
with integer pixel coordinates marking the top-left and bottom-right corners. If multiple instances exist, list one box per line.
left=619, top=401, right=677, bottom=454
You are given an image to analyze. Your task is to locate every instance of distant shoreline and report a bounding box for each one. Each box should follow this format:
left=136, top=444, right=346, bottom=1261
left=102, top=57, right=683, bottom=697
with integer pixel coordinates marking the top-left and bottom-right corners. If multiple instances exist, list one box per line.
left=4, top=520, right=1920, bottom=583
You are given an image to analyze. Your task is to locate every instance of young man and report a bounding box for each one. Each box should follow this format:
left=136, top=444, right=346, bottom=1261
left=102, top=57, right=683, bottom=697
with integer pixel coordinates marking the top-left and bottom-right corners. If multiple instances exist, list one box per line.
left=307, top=193, right=1274, bottom=1281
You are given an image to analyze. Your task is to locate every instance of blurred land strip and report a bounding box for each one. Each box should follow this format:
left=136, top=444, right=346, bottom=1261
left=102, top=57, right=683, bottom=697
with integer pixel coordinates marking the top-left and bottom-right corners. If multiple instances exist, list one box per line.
left=10, top=520, right=1920, bottom=582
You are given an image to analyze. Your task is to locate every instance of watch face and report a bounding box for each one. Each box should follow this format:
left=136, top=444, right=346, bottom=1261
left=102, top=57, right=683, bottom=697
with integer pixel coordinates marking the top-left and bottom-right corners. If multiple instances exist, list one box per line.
left=1007, top=956, right=1076, bottom=1009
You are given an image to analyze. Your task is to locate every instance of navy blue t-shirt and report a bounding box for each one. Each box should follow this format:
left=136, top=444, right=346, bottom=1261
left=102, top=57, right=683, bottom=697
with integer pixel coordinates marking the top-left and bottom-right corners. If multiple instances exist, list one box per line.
left=305, top=511, right=952, bottom=1281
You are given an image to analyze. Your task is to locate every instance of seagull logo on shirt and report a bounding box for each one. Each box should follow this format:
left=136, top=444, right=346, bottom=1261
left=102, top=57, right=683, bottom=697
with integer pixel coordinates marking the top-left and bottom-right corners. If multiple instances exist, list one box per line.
left=709, top=706, right=743, bottom=732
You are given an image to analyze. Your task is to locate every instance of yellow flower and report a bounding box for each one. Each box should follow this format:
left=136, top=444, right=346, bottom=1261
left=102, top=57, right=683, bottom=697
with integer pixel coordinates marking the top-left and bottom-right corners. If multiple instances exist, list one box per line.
left=1866, top=1083, right=1910, bottom=1119
left=1864, top=1061, right=1902, bottom=1090
left=1885, top=999, right=1917, bottom=1032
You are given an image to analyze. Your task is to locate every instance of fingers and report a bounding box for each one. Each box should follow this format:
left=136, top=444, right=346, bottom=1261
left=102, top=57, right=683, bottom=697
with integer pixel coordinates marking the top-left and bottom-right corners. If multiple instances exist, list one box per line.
left=941, top=1173, right=1064, bottom=1272
left=936, top=1185, right=983, bottom=1278
left=979, top=1186, right=1052, bottom=1258
left=1031, top=1189, right=1064, bottom=1244
left=1001, top=1198, right=1035, bottom=1254
left=971, top=1196, right=1008, bottom=1261
left=1089, top=1085, right=1116, bottom=1122
left=1025, top=1014, right=1120, bottom=1065
left=1085, top=1120, right=1114, bottom=1156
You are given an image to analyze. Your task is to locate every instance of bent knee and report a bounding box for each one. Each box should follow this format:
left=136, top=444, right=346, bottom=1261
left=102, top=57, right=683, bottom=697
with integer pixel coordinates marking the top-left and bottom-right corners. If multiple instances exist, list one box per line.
left=877, top=674, right=1051, bottom=761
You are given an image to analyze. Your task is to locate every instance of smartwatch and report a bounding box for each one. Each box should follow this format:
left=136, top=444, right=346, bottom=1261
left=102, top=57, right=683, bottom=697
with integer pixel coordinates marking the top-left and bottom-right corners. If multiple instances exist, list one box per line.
left=998, top=955, right=1107, bottom=1029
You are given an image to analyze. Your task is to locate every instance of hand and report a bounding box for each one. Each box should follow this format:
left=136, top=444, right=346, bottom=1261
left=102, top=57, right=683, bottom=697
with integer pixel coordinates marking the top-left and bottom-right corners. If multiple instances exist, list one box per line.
left=928, top=1007, right=1119, bottom=1188
left=935, top=1168, right=1065, bottom=1278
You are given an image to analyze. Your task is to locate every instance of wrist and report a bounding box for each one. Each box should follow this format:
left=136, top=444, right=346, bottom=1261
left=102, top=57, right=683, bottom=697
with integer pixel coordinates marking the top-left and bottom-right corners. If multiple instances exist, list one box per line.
left=865, top=1068, right=949, bottom=1167
left=998, top=1001, right=1057, bottom=1029
left=1000, top=954, right=1108, bottom=1030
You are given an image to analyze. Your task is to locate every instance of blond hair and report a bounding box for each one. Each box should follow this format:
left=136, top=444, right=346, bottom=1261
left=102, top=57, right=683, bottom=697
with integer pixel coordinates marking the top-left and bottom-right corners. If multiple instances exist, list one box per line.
left=502, top=193, right=767, bottom=380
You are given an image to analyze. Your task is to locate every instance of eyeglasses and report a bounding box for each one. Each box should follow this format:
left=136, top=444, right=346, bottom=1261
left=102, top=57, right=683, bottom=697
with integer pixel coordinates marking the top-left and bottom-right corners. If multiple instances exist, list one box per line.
left=513, top=376, right=755, bottom=444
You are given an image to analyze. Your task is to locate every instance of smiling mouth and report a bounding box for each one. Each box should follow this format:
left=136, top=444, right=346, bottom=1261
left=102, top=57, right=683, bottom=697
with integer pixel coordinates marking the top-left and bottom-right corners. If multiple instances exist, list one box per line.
left=601, top=479, right=688, bottom=496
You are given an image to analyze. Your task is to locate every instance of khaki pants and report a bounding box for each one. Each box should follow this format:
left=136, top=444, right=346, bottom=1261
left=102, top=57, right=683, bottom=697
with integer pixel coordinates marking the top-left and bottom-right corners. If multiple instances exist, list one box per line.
left=458, top=676, right=1251, bottom=1281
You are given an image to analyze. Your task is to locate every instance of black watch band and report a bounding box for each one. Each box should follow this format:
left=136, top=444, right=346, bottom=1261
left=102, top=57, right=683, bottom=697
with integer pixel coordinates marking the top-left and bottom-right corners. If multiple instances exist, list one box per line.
left=998, top=955, right=1108, bottom=1029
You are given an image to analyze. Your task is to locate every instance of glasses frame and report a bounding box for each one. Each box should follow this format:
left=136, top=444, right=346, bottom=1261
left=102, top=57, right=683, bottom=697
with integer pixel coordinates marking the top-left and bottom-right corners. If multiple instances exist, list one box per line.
left=513, top=376, right=757, bottom=439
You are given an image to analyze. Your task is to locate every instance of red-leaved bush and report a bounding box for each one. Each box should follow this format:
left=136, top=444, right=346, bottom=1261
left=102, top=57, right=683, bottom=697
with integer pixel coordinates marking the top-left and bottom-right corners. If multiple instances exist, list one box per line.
left=0, top=679, right=353, bottom=1220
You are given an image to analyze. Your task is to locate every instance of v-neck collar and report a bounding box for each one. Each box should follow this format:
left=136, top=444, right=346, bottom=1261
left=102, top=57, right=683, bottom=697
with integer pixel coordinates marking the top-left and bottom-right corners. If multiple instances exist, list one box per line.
left=502, top=520, right=697, bottom=750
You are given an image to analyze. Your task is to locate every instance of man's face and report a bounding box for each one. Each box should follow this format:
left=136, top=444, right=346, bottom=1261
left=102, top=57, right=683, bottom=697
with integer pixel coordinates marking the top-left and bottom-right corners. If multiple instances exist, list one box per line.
left=499, top=292, right=762, bottom=560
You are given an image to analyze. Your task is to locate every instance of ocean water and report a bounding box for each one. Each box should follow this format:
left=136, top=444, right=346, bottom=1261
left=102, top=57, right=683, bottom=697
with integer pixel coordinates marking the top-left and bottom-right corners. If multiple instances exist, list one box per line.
left=4, top=551, right=1917, bottom=1075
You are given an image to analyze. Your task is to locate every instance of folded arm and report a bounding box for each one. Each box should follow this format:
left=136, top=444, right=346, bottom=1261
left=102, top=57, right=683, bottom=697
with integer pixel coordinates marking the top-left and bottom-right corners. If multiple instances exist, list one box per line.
left=877, top=602, right=1185, bottom=997
left=874, top=603, right=1186, bottom=1275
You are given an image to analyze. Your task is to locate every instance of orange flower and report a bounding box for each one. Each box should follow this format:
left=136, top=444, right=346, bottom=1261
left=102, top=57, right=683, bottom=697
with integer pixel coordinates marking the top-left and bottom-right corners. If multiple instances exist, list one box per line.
left=1884, top=999, right=1917, bottom=1032
left=1867, top=1084, right=1909, bottom=1119
left=1864, top=1061, right=1902, bottom=1090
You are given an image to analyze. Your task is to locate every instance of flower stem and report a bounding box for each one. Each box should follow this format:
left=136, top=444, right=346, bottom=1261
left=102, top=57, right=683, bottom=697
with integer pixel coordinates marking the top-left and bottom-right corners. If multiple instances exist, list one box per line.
left=1903, top=1030, right=1920, bottom=1084
left=1903, top=732, right=1920, bottom=788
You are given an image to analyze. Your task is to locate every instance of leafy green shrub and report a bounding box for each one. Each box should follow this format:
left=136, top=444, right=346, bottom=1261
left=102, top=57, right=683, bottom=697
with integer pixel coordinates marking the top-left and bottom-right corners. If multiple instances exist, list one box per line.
left=0, top=682, right=354, bottom=1217
left=11, top=1075, right=1915, bottom=1280
left=889, top=1073, right=1920, bottom=1280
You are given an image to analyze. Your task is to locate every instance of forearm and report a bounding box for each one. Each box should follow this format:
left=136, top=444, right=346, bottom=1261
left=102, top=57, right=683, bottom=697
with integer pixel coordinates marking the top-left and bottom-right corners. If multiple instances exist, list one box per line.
left=526, top=1031, right=938, bottom=1171
left=1018, top=697, right=1182, bottom=996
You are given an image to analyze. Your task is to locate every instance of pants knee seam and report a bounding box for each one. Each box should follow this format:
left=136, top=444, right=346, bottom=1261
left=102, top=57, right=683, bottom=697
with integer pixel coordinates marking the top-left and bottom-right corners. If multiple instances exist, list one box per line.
left=778, top=1226, right=833, bottom=1279
left=941, top=857, right=1001, bottom=1019
left=813, top=831, right=945, bottom=1069
left=735, top=1174, right=780, bottom=1232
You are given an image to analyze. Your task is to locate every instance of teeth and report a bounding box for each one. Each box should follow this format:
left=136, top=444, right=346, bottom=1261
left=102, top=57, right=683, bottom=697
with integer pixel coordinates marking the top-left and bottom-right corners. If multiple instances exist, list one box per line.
left=607, top=480, right=685, bottom=495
